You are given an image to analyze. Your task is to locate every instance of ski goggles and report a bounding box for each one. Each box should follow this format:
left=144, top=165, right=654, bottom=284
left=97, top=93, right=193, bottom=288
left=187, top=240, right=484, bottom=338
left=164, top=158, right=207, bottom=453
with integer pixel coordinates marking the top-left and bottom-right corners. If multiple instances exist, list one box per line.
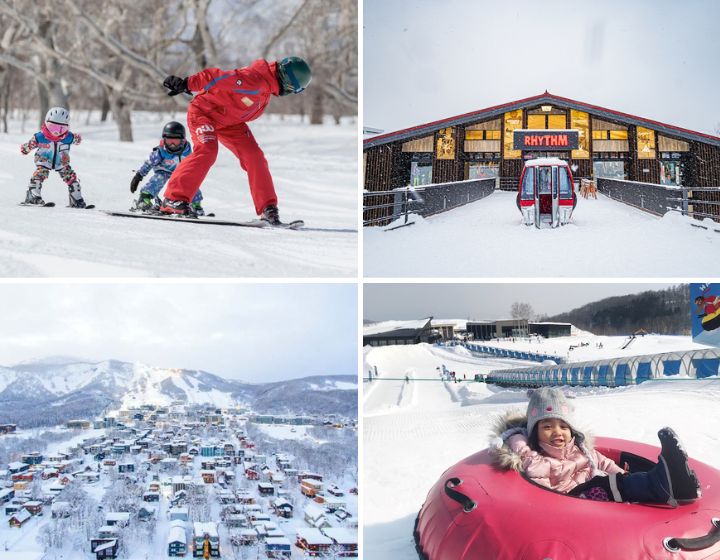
left=46, top=121, right=68, bottom=135
left=163, top=137, right=184, bottom=147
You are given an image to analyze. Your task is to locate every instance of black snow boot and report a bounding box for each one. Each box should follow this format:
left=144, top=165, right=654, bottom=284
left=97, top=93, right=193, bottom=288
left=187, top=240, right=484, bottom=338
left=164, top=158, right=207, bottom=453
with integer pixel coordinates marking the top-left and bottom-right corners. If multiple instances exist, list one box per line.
left=613, top=427, right=700, bottom=506
left=260, top=204, right=281, bottom=226
left=159, top=198, right=197, bottom=217
left=24, top=185, right=45, bottom=205
left=657, top=427, right=701, bottom=501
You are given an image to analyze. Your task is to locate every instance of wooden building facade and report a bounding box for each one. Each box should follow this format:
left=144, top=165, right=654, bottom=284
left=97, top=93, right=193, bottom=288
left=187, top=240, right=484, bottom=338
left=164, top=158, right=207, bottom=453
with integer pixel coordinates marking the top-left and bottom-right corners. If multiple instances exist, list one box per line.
left=364, top=92, right=720, bottom=220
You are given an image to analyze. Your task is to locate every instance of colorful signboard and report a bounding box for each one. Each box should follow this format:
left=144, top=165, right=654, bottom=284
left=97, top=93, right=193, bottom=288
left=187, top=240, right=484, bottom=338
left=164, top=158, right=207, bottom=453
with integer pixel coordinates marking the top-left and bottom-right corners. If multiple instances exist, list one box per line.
left=691, top=283, right=720, bottom=347
left=513, top=130, right=579, bottom=151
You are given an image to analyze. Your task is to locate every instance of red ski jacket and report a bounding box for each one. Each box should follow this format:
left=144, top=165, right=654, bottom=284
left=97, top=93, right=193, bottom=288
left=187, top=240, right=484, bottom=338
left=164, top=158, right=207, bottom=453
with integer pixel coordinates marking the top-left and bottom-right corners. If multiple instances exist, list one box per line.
left=186, top=59, right=280, bottom=128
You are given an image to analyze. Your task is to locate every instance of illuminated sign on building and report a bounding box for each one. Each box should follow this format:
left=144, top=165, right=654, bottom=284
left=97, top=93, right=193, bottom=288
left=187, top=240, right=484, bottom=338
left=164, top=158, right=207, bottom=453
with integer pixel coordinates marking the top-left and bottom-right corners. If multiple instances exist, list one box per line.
left=513, top=130, right=579, bottom=151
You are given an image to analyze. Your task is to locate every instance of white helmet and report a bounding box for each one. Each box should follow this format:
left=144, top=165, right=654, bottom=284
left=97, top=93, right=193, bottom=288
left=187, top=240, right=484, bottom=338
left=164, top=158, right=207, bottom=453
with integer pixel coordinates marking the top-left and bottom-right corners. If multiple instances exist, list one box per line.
left=45, top=107, right=70, bottom=125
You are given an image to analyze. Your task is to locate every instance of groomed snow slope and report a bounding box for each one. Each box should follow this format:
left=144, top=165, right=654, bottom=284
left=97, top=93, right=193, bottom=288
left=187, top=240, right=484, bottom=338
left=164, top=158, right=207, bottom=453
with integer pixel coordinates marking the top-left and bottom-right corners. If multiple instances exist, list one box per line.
left=364, top=190, right=720, bottom=277
left=363, top=338, right=720, bottom=560
left=0, top=113, right=357, bottom=277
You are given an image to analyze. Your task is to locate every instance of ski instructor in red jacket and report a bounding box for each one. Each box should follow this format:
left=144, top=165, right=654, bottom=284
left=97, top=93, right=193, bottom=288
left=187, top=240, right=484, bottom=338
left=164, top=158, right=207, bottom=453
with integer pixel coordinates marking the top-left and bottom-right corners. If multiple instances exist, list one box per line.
left=161, top=57, right=311, bottom=224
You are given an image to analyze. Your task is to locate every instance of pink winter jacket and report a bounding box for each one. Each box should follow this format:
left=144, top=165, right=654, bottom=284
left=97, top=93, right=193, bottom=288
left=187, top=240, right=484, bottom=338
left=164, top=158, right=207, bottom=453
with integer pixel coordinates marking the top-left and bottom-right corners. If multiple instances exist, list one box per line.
left=508, top=434, right=624, bottom=493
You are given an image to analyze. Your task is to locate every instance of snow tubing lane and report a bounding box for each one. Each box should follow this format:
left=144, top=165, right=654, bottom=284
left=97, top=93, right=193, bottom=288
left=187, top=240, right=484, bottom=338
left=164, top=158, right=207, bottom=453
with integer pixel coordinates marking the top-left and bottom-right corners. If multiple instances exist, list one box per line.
left=702, top=310, right=720, bottom=332
left=414, top=436, right=720, bottom=560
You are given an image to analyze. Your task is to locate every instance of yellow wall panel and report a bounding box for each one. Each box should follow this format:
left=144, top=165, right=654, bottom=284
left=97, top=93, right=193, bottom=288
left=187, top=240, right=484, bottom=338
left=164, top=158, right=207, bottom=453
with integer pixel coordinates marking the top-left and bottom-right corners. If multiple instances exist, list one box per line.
left=637, top=126, right=656, bottom=159
left=527, top=114, right=546, bottom=129
left=504, top=109, right=523, bottom=159
left=548, top=114, right=567, bottom=129
left=401, top=135, right=434, bottom=152
left=571, top=110, right=590, bottom=159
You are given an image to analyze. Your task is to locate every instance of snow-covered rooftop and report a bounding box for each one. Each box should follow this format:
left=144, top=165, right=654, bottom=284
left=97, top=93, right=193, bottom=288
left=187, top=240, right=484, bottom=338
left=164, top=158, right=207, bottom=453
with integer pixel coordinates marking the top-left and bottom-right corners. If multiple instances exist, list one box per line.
left=364, top=319, right=431, bottom=336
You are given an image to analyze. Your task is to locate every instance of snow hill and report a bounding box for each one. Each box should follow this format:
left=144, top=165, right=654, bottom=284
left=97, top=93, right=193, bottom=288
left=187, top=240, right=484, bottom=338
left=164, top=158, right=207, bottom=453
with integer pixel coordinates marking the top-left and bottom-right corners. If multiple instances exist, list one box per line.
left=0, top=358, right=357, bottom=427
left=364, top=190, right=720, bottom=277
left=362, top=337, right=720, bottom=560
left=0, top=113, right=357, bottom=277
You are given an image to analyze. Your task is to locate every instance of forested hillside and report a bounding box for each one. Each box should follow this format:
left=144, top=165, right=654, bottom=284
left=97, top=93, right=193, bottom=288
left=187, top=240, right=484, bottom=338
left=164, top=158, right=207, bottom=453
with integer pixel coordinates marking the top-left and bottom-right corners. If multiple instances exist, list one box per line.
left=544, top=284, right=689, bottom=335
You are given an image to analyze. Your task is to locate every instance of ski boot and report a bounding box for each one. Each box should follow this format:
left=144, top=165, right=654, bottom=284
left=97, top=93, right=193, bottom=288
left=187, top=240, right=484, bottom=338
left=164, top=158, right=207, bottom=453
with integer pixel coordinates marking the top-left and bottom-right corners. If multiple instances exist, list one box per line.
left=260, top=204, right=281, bottom=226
left=159, top=198, right=197, bottom=218
left=191, top=201, right=205, bottom=217
left=134, top=192, right=158, bottom=213
left=68, top=183, right=87, bottom=209
left=24, top=185, right=45, bottom=205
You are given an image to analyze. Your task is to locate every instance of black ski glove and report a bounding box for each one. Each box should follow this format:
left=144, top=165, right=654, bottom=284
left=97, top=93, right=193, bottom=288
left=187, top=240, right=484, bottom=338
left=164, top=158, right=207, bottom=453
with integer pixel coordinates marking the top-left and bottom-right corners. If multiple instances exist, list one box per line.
left=163, top=75, right=189, bottom=96
left=130, top=173, right=143, bottom=193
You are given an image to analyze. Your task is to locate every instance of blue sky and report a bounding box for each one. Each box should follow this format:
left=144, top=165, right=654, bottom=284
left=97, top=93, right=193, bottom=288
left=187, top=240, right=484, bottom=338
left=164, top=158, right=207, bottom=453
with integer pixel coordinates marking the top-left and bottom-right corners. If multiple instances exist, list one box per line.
left=0, top=283, right=357, bottom=382
left=364, top=0, right=720, bottom=136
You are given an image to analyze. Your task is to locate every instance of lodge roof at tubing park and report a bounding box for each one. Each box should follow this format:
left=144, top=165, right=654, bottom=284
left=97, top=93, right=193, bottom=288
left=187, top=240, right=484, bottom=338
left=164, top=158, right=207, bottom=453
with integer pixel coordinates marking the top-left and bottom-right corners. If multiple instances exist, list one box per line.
left=363, top=91, right=720, bottom=150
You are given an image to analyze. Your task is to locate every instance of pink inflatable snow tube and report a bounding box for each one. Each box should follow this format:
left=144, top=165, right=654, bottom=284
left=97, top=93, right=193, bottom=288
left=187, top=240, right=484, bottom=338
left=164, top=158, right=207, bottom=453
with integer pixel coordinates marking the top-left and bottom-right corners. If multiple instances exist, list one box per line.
left=414, top=437, right=720, bottom=560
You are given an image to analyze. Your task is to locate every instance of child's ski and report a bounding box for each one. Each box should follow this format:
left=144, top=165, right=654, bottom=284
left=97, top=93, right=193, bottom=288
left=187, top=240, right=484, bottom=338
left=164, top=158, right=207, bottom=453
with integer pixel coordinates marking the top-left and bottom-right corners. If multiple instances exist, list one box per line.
left=19, top=202, right=56, bottom=207
left=67, top=205, right=96, bottom=210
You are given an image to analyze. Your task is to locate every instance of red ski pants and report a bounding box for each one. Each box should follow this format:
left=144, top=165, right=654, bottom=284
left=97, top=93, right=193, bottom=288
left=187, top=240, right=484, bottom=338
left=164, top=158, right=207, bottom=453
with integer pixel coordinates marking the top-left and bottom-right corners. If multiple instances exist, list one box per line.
left=164, top=112, right=277, bottom=214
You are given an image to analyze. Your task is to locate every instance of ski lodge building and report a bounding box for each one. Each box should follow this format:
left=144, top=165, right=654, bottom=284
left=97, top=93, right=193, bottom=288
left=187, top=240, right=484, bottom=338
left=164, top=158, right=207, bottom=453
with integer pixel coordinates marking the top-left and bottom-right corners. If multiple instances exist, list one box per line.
left=363, top=92, right=720, bottom=225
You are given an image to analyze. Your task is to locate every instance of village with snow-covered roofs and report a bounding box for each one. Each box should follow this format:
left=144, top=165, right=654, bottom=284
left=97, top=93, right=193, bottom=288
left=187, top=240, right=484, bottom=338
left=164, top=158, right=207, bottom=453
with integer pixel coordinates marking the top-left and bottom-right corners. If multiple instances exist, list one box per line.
left=0, top=404, right=358, bottom=559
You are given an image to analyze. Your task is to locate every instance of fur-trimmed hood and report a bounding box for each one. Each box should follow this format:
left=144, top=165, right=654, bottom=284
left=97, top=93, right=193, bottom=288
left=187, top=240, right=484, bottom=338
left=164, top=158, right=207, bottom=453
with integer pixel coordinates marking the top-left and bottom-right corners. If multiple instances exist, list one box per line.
left=488, top=410, right=595, bottom=473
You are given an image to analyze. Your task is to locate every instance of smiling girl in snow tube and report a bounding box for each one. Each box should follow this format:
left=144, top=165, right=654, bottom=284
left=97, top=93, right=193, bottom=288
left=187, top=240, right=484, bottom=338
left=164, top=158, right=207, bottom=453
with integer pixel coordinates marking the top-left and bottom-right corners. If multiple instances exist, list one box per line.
left=414, top=388, right=720, bottom=560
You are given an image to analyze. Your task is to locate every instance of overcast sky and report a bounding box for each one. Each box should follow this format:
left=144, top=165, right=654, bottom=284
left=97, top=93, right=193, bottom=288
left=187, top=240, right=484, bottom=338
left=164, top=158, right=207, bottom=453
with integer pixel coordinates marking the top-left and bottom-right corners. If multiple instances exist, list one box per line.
left=0, top=283, right=357, bottom=382
left=364, top=0, right=720, bottom=136
left=364, top=283, right=681, bottom=321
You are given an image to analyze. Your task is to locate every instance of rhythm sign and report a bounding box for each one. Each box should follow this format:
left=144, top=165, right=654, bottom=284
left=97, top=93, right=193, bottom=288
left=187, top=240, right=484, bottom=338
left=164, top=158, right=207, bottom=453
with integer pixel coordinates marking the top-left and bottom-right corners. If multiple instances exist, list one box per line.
left=514, top=130, right=579, bottom=151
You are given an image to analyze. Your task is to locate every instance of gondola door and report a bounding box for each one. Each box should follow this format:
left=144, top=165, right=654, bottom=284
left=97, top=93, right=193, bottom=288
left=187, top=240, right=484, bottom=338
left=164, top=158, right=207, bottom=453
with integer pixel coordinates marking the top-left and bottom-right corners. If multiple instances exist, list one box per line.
left=534, top=166, right=552, bottom=228
left=551, top=166, right=560, bottom=227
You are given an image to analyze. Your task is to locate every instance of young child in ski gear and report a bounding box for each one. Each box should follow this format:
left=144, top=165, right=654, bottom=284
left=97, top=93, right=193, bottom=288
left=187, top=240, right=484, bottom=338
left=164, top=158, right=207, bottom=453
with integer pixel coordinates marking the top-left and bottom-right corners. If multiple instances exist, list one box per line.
left=20, top=107, right=88, bottom=208
left=491, top=387, right=701, bottom=506
left=129, top=121, right=204, bottom=215
left=160, top=56, right=312, bottom=222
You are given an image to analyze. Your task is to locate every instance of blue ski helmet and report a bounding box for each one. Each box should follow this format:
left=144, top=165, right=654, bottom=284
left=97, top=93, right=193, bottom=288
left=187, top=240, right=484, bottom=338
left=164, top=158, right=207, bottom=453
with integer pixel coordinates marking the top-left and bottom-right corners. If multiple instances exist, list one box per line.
left=276, top=57, right=312, bottom=96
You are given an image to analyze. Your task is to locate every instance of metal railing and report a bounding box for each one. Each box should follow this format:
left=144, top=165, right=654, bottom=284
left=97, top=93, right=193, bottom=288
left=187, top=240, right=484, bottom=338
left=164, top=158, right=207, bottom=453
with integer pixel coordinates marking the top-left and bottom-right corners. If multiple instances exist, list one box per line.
left=363, top=178, right=496, bottom=227
left=597, top=178, right=720, bottom=223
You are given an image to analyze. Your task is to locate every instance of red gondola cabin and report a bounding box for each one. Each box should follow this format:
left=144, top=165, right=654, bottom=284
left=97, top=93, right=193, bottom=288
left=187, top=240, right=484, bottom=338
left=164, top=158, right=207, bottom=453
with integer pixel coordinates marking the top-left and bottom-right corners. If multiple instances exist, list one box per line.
left=517, top=157, right=577, bottom=227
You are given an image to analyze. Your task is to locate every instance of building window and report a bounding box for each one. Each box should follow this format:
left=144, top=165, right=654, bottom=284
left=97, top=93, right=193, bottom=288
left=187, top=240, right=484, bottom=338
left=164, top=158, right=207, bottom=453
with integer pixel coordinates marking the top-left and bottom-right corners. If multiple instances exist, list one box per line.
left=465, top=162, right=499, bottom=180
left=410, top=161, right=432, bottom=186
left=593, top=160, right=626, bottom=179
left=660, top=161, right=681, bottom=186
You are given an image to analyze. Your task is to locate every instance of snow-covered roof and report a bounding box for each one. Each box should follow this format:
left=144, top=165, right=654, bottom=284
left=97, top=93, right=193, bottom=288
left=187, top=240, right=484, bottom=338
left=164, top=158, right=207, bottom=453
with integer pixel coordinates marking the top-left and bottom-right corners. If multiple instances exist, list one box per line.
left=193, top=522, right=218, bottom=537
left=364, top=318, right=432, bottom=336
left=93, top=540, right=117, bottom=552
left=168, top=526, right=187, bottom=544
left=523, top=157, right=570, bottom=167
left=297, top=528, right=333, bottom=544
left=322, top=528, right=357, bottom=545
left=364, top=91, right=720, bottom=149
left=431, top=319, right=468, bottom=330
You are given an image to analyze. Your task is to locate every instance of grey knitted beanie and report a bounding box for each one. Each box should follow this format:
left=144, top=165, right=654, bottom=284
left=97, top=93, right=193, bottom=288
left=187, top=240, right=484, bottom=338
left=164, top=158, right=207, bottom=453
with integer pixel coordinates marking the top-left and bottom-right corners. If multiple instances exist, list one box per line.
left=526, top=387, right=577, bottom=436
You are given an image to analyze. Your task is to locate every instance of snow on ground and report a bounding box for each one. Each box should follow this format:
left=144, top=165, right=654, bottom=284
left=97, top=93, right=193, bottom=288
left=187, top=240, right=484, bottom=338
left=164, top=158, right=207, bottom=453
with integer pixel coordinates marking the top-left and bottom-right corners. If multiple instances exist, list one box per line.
left=0, top=113, right=357, bottom=277
left=363, top=190, right=720, bottom=277
left=362, top=338, right=720, bottom=560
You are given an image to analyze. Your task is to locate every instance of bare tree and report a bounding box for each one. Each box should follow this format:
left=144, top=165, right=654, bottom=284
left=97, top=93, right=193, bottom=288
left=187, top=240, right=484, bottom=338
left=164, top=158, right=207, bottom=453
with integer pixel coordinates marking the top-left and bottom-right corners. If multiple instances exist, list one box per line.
left=511, top=302, right=535, bottom=321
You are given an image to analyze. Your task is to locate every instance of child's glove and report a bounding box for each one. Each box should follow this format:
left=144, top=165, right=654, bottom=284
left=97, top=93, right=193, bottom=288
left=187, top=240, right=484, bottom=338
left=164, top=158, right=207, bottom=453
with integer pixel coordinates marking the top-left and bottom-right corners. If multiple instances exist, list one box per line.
left=130, top=173, right=143, bottom=193
left=72, top=133, right=82, bottom=145
left=20, top=144, right=30, bottom=155
left=163, top=75, right=189, bottom=96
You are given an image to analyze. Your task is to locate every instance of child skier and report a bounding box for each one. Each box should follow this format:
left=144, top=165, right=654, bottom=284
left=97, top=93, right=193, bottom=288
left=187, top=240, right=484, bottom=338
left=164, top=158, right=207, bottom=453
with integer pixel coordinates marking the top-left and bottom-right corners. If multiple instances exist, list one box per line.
left=20, top=107, right=88, bottom=208
left=160, top=56, right=312, bottom=223
left=129, top=121, right=204, bottom=215
left=491, top=387, right=701, bottom=506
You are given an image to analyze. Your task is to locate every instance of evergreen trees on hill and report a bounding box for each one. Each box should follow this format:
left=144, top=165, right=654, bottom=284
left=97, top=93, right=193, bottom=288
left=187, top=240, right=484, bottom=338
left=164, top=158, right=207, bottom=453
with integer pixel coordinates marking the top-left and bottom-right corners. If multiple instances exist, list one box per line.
left=544, top=285, right=689, bottom=336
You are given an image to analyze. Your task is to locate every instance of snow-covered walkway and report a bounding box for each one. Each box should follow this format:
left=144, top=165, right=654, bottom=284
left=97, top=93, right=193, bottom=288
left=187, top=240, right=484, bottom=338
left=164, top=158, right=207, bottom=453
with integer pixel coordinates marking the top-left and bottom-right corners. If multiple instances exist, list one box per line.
left=364, top=190, right=720, bottom=277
